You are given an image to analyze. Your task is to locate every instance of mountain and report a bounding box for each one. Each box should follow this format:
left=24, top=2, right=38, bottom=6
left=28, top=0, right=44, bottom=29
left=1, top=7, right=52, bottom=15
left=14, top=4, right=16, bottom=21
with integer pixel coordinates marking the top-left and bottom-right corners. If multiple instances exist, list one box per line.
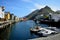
left=26, top=6, right=54, bottom=20
left=55, top=10, right=60, bottom=14
left=38, top=6, right=54, bottom=15
left=26, top=9, right=40, bottom=20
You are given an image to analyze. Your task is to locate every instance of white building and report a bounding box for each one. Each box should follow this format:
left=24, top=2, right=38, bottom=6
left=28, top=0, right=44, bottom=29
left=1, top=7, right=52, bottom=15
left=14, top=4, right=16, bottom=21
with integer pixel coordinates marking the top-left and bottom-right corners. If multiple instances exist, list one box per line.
left=15, top=16, right=20, bottom=22
left=11, top=14, right=15, bottom=20
left=51, top=14, right=60, bottom=22
left=0, top=6, right=5, bottom=18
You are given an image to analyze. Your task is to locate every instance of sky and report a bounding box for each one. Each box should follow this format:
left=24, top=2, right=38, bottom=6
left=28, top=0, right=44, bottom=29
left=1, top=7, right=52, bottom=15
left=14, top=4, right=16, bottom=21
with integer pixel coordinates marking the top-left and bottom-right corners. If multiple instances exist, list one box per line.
left=0, top=0, right=60, bottom=17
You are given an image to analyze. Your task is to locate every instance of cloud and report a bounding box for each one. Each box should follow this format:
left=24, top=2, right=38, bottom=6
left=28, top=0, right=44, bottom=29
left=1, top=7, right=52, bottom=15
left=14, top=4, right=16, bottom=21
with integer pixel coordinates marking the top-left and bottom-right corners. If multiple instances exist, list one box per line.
left=48, top=5, right=59, bottom=11
left=28, top=3, right=45, bottom=12
left=34, top=3, right=45, bottom=9
left=30, top=9, right=36, bottom=12
left=22, top=0, right=59, bottom=12
left=22, top=0, right=45, bottom=11
left=51, top=7, right=60, bottom=11
left=22, top=0, right=32, bottom=2
left=29, top=3, right=45, bottom=12
left=33, top=3, right=58, bottom=11
left=51, top=7, right=57, bottom=11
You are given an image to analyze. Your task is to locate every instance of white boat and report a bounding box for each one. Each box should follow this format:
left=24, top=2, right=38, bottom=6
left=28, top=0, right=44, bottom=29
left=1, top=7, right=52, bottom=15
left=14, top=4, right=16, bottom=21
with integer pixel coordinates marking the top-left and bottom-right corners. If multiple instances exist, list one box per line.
left=45, top=27, right=60, bottom=32
left=30, top=26, right=58, bottom=36
left=30, top=26, right=42, bottom=33
left=37, top=28, right=58, bottom=36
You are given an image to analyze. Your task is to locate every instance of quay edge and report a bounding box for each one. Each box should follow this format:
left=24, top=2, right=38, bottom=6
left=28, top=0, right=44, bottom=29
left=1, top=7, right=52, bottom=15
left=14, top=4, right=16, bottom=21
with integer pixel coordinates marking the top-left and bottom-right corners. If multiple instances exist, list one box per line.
left=0, top=20, right=19, bottom=30
left=28, top=33, right=60, bottom=40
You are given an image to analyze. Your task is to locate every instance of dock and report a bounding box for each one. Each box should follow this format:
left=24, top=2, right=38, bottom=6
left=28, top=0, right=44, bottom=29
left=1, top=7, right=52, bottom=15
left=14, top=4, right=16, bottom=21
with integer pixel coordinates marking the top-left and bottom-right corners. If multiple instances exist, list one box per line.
left=29, top=33, right=60, bottom=40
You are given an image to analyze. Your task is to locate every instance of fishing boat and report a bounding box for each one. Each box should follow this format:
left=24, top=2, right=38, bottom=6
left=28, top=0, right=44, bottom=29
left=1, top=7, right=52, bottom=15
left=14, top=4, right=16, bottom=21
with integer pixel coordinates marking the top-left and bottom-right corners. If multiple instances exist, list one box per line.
left=30, top=26, right=42, bottom=33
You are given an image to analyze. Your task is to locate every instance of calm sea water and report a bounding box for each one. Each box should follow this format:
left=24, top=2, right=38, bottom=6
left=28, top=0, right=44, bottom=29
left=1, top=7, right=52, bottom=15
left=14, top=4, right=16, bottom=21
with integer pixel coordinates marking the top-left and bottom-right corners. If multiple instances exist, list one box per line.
left=9, top=20, right=48, bottom=40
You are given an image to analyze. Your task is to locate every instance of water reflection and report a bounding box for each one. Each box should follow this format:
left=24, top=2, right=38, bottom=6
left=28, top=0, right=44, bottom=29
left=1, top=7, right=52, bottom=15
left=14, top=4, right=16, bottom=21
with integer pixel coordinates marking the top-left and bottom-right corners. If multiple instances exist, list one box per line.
left=0, top=24, right=14, bottom=40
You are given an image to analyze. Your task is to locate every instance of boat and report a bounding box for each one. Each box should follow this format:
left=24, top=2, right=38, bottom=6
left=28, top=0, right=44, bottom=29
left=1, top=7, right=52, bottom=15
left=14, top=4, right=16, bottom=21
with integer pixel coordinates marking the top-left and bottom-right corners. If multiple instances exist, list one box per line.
left=37, top=28, right=58, bottom=37
left=45, top=27, right=60, bottom=33
left=30, top=26, right=42, bottom=33
left=30, top=26, right=58, bottom=37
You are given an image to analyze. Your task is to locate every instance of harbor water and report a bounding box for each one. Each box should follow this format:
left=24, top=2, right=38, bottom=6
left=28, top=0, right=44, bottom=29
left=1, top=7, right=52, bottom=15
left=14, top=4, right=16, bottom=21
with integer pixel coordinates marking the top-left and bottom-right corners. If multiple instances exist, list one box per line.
left=9, top=20, right=48, bottom=40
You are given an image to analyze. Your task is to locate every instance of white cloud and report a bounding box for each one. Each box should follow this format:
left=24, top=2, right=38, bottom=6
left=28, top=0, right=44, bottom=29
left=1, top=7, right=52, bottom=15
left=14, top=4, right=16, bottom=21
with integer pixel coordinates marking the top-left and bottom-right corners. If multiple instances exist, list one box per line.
left=22, top=0, right=32, bottom=2
left=33, top=3, right=59, bottom=11
left=29, top=3, right=45, bottom=12
left=51, top=7, right=60, bottom=11
left=22, top=0, right=59, bottom=12
left=51, top=8, right=57, bottom=11
left=30, top=9, right=36, bottom=12
left=22, top=0, right=60, bottom=12
left=29, top=3, right=58, bottom=12
left=33, top=3, right=45, bottom=9
left=48, top=6, right=59, bottom=11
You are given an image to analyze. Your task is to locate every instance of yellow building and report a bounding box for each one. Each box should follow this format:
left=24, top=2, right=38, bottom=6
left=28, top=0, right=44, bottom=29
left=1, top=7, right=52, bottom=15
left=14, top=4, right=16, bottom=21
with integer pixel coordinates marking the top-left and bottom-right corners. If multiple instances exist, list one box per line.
left=5, top=12, right=11, bottom=20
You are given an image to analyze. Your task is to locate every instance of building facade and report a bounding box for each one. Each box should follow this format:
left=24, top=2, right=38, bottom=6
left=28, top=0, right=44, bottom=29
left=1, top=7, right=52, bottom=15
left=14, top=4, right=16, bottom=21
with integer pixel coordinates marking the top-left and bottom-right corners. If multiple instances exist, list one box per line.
left=10, top=14, right=15, bottom=20
left=5, top=12, right=11, bottom=20
left=51, top=14, right=60, bottom=22
left=0, top=6, right=5, bottom=18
